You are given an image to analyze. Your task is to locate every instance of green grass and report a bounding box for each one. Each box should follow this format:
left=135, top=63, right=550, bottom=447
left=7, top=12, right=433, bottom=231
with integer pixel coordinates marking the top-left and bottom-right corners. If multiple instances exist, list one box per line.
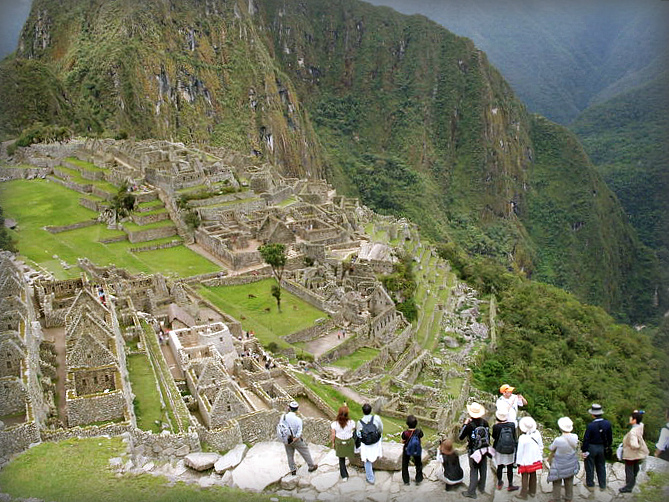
left=0, top=436, right=295, bottom=502
left=199, top=280, right=326, bottom=349
left=64, top=156, right=107, bottom=172
left=54, top=165, right=118, bottom=194
left=127, top=353, right=164, bottom=433
left=123, top=219, right=175, bottom=231
left=0, top=179, right=219, bottom=278
left=331, top=347, right=380, bottom=369
left=137, top=199, right=164, bottom=209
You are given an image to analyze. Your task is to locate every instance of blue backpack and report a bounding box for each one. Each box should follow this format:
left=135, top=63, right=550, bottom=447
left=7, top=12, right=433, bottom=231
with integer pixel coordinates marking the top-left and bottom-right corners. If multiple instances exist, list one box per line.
left=405, top=431, right=422, bottom=456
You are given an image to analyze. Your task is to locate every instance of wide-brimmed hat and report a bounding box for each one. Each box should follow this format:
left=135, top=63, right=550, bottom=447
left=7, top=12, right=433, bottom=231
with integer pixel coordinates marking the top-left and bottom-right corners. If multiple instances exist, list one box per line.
left=519, top=416, right=537, bottom=433
left=588, top=404, right=603, bottom=416
left=467, top=402, right=486, bottom=418
left=499, top=384, right=515, bottom=394
left=288, top=400, right=299, bottom=410
left=495, top=408, right=509, bottom=422
left=557, top=416, right=573, bottom=433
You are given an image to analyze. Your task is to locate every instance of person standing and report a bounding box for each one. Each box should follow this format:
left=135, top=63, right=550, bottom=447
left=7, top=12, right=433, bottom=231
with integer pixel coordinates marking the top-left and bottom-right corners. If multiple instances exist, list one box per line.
left=440, top=438, right=464, bottom=491
left=654, top=408, right=669, bottom=461
left=401, top=414, right=424, bottom=486
left=496, top=384, right=527, bottom=426
left=459, top=402, right=492, bottom=499
left=581, top=403, right=613, bottom=491
left=547, top=417, right=580, bottom=502
left=516, top=416, right=543, bottom=500
left=281, top=401, right=318, bottom=476
left=492, top=408, right=519, bottom=491
left=357, top=403, right=383, bottom=485
left=619, top=410, right=649, bottom=493
left=330, top=405, right=356, bottom=481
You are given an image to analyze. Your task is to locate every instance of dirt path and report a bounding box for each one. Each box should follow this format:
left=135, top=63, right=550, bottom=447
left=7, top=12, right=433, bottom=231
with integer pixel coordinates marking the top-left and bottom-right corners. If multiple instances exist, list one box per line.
left=43, top=326, right=67, bottom=427
left=160, top=343, right=184, bottom=380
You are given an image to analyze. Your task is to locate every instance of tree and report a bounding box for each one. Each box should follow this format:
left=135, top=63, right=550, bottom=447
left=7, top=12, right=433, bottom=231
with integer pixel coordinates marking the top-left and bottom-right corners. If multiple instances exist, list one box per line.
left=110, top=181, right=136, bottom=223
left=259, top=243, right=287, bottom=311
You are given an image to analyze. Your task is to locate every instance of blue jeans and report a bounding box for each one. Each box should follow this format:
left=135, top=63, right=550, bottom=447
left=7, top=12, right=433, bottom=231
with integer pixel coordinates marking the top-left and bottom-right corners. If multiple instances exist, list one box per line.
left=364, top=459, right=375, bottom=483
left=584, top=444, right=606, bottom=489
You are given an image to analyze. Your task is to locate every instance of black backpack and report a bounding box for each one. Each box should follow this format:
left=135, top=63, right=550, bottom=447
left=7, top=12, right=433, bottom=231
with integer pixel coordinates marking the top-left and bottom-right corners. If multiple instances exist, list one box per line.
left=471, top=425, right=490, bottom=450
left=360, top=415, right=381, bottom=445
left=496, top=425, right=516, bottom=454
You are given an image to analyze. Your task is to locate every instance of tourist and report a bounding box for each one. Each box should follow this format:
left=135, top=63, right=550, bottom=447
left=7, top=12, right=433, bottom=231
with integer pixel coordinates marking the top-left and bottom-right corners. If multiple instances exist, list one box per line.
left=581, top=403, right=613, bottom=491
left=547, top=417, right=580, bottom=502
left=459, top=402, right=492, bottom=499
left=619, top=410, right=649, bottom=493
left=356, top=403, right=383, bottom=485
left=516, top=416, right=543, bottom=500
left=401, top=414, right=424, bottom=485
left=330, top=405, right=356, bottom=481
left=281, top=401, right=318, bottom=476
left=492, top=408, right=518, bottom=491
left=654, top=408, right=669, bottom=461
left=496, top=384, right=527, bottom=425
left=439, top=438, right=464, bottom=491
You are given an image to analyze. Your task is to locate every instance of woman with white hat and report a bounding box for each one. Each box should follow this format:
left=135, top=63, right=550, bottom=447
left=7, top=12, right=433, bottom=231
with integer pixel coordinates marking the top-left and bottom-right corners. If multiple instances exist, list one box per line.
left=547, top=417, right=580, bottom=502
left=459, top=402, right=491, bottom=498
left=492, top=407, right=519, bottom=491
left=515, top=416, right=543, bottom=500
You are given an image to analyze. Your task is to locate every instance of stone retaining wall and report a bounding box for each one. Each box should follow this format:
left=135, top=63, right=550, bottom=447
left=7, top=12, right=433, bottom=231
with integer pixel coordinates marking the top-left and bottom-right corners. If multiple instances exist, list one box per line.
left=0, top=166, right=52, bottom=180
left=199, top=272, right=272, bottom=287
left=45, top=219, right=98, bottom=234
left=283, top=319, right=335, bottom=344
left=131, top=211, right=170, bottom=226
left=130, top=240, right=181, bottom=253
left=79, top=197, right=105, bottom=212
left=131, top=428, right=201, bottom=462
left=281, top=279, right=332, bottom=313
left=125, top=225, right=177, bottom=243
left=49, top=175, right=92, bottom=194
left=41, top=423, right=133, bottom=443
left=0, top=422, right=40, bottom=461
left=100, top=235, right=129, bottom=244
left=66, top=389, right=127, bottom=427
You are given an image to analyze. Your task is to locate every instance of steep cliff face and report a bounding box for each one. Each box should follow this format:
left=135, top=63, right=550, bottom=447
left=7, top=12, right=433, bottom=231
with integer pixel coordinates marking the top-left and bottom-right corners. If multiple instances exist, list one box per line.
left=8, top=0, right=324, bottom=178
left=1, top=0, right=660, bottom=321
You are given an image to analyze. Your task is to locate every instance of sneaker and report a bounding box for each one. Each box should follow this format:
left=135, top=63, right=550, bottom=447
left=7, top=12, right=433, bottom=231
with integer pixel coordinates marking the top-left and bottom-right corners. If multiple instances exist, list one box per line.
left=291, top=470, right=296, bottom=476
left=462, top=492, right=477, bottom=499
left=508, top=486, right=520, bottom=492
left=497, top=482, right=504, bottom=490
left=341, top=477, right=349, bottom=483
left=619, top=487, right=632, bottom=493
left=308, top=464, right=318, bottom=472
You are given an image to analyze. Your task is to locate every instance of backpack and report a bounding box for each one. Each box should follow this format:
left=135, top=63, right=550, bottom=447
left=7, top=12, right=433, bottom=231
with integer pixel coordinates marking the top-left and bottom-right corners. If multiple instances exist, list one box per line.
left=471, top=425, right=490, bottom=450
left=496, top=425, right=515, bottom=454
left=276, top=414, right=294, bottom=444
left=360, top=415, right=381, bottom=445
left=405, top=431, right=422, bottom=457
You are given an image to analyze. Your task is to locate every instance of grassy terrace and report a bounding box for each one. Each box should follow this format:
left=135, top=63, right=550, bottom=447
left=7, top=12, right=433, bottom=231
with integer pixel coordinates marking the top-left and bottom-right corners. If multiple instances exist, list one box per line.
left=54, top=165, right=118, bottom=194
left=127, top=353, right=164, bottom=433
left=0, top=180, right=219, bottom=278
left=331, top=347, right=380, bottom=369
left=122, top=219, right=175, bottom=231
left=199, top=280, right=326, bottom=351
left=0, top=436, right=294, bottom=502
left=137, top=199, right=164, bottom=209
left=64, top=157, right=107, bottom=172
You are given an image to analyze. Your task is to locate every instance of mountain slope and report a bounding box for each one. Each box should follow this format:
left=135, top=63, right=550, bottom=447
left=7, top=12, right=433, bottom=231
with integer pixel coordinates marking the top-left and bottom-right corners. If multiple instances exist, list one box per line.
left=0, top=0, right=661, bottom=322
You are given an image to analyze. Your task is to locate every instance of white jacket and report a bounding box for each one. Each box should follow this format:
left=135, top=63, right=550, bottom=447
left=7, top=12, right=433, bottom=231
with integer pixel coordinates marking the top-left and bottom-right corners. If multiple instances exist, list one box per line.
left=517, top=430, right=543, bottom=466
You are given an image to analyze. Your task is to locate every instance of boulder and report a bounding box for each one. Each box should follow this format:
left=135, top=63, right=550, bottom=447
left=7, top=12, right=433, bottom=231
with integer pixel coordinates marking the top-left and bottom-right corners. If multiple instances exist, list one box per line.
left=184, top=452, right=220, bottom=472
left=214, top=444, right=248, bottom=474
left=232, top=441, right=294, bottom=491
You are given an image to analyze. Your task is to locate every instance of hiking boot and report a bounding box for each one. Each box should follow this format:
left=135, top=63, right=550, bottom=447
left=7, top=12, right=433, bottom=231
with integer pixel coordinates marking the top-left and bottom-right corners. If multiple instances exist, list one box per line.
left=308, top=464, right=318, bottom=472
left=508, top=486, right=520, bottom=492
left=462, top=492, right=477, bottom=499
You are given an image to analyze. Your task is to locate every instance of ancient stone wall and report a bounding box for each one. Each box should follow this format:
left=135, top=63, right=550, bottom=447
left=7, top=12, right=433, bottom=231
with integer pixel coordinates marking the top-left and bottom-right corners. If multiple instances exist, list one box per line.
left=129, top=240, right=181, bottom=253
left=281, top=279, right=331, bottom=313
left=130, top=429, right=201, bottom=462
left=125, top=225, right=177, bottom=243
left=66, top=389, right=127, bottom=427
left=262, top=186, right=293, bottom=206
left=0, top=377, right=26, bottom=415
left=283, top=320, right=335, bottom=344
left=0, top=422, right=40, bottom=462
left=199, top=272, right=272, bottom=288
left=45, top=219, right=97, bottom=234
left=49, top=175, right=91, bottom=194
left=62, top=161, right=104, bottom=181
left=131, top=211, right=170, bottom=226
left=90, top=186, right=113, bottom=200
left=79, top=197, right=106, bottom=212
left=0, top=166, right=51, bottom=180
left=41, top=423, right=133, bottom=443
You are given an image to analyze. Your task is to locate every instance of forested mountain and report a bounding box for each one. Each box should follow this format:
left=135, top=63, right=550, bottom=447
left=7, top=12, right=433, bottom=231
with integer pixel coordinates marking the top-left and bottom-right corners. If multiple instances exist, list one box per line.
left=368, top=0, right=669, bottom=125
left=0, top=0, right=663, bottom=322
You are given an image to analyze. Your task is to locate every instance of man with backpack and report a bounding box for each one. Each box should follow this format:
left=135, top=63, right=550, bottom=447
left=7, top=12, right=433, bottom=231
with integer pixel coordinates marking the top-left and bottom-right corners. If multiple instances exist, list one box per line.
left=401, top=414, right=424, bottom=486
left=277, top=401, right=318, bottom=476
left=356, top=403, right=383, bottom=485
left=459, top=402, right=492, bottom=499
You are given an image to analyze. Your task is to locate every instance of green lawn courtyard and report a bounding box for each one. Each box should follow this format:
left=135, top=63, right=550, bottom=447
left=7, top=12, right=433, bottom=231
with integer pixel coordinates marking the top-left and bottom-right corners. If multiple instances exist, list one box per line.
left=0, top=179, right=220, bottom=278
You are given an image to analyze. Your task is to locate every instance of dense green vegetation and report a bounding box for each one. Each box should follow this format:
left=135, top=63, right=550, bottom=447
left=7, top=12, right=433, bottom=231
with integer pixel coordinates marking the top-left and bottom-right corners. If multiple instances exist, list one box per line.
left=0, top=436, right=294, bottom=502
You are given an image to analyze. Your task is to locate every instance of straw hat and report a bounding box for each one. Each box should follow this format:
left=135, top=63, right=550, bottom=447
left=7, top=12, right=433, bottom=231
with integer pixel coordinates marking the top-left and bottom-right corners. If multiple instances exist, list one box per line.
left=588, top=404, right=604, bottom=416
left=557, top=416, right=573, bottom=433
left=496, top=408, right=509, bottom=422
left=467, top=402, right=486, bottom=418
left=519, top=416, right=537, bottom=433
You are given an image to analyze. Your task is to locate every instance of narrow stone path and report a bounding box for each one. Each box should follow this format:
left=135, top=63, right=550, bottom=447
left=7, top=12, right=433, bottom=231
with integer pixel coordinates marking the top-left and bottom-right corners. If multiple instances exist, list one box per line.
left=43, top=326, right=67, bottom=427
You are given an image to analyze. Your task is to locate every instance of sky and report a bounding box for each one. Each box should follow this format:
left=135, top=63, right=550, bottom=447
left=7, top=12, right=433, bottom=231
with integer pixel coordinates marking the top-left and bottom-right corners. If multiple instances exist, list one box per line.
left=0, top=0, right=33, bottom=59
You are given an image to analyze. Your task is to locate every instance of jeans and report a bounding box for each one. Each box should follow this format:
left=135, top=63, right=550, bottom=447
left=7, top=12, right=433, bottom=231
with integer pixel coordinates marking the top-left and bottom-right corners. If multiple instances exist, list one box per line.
left=552, top=475, right=574, bottom=501
left=364, top=459, right=375, bottom=483
left=622, top=459, right=641, bottom=490
left=584, top=444, right=607, bottom=489
left=466, top=456, right=487, bottom=495
left=284, top=438, right=315, bottom=472
left=401, top=452, right=424, bottom=484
